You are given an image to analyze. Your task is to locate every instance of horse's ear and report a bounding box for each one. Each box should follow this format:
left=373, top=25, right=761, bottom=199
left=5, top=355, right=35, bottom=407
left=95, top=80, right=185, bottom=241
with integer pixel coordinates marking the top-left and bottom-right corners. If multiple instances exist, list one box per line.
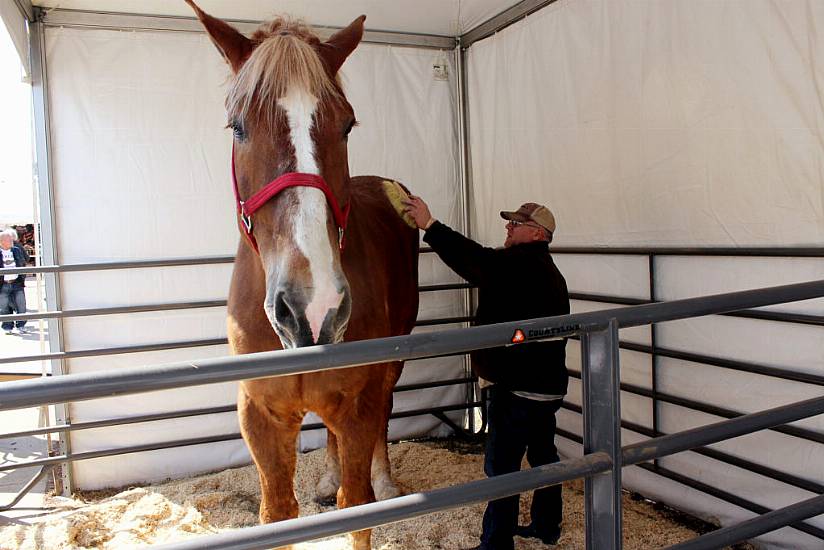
left=319, top=15, right=366, bottom=75
left=185, top=0, right=253, bottom=73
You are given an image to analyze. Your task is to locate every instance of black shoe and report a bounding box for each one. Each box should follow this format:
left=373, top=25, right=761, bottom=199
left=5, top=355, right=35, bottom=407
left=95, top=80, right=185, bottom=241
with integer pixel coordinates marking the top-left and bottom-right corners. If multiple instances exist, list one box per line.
left=515, top=524, right=561, bottom=545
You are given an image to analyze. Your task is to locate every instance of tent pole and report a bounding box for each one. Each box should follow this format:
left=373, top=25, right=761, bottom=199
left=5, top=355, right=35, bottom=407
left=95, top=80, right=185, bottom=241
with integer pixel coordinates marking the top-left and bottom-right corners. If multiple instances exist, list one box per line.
left=455, top=39, right=478, bottom=433
left=29, top=11, right=73, bottom=495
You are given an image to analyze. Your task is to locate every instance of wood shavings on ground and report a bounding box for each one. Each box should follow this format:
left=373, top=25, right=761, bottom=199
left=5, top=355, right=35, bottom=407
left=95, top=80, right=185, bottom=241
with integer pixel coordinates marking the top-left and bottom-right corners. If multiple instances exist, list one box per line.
left=0, top=440, right=753, bottom=549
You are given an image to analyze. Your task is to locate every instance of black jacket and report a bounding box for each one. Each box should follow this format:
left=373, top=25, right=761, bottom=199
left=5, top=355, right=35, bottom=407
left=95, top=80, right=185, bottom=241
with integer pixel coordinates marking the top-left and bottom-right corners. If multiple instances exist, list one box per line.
left=0, top=244, right=27, bottom=287
left=423, top=221, right=569, bottom=396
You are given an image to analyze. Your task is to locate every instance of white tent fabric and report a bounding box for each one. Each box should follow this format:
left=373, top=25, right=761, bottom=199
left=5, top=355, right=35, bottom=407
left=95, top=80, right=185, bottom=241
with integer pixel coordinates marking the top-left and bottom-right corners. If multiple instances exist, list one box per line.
left=0, top=2, right=33, bottom=224
left=0, top=0, right=29, bottom=78
left=32, top=0, right=522, bottom=36
left=466, top=1, right=824, bottom=548
left=44, top=25, right=464, bottom=490
left=467, top=0, right=824, bottom=248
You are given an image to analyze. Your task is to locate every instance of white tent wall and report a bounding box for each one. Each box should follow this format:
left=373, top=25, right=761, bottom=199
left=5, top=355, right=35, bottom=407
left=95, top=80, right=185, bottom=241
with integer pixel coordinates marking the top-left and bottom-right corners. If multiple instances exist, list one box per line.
left=0, top=0, right=30, bottom=77
left=465, top=0, right=824, bottom=548
left=43, top=24, right=464, bottom=490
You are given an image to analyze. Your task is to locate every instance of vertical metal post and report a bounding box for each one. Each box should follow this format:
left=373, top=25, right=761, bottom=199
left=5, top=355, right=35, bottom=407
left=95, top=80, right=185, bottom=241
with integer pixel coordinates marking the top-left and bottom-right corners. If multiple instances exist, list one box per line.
left=649, top=254, right=660, bottom=468
left=455, top=41, right=472, bottom=239
left=581, top=319, right=622, bottom=550
left=29, top=13, right=72, bottom=494
left=454, top=40, right=478, bottom=432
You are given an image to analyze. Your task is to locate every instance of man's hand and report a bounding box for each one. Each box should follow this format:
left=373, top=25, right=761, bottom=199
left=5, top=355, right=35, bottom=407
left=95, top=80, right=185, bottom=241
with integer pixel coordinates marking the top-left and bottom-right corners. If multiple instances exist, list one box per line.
left=402, top=196, right=435, bottom=230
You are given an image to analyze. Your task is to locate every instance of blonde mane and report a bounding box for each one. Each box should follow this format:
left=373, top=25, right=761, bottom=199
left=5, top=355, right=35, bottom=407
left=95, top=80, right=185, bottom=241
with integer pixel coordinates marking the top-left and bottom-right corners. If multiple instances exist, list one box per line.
left=226, top=18, right=341, bottom=124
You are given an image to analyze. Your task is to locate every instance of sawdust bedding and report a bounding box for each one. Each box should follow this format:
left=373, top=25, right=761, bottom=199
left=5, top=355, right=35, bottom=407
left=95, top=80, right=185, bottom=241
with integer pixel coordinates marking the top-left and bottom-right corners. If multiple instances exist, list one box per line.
left=0, top=440, right=750, bottom=549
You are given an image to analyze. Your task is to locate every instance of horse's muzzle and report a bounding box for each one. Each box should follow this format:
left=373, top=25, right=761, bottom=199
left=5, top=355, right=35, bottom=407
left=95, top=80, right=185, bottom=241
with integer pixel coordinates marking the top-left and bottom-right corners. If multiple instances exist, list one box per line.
left=266, top=284, right=351, bottom=348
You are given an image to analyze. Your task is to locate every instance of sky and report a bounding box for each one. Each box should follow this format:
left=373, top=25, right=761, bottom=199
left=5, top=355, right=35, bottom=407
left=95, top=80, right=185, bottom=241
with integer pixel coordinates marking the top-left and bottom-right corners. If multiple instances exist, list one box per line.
left=0, top=17, right=34, bottom=224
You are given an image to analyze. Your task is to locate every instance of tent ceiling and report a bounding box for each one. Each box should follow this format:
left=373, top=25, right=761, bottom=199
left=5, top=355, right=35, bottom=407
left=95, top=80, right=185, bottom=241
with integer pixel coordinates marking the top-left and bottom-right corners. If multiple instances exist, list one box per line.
left=31, top=0, right=524, bottom=36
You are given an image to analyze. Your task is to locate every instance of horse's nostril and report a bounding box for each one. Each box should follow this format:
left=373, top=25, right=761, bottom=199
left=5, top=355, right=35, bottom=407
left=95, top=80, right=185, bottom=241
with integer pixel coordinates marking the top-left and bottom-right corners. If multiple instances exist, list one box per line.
left=269, top=288, right=315, bottom=348
left=271, top=290, right=303, bottom=342
left=274, top=291, right=292, bottom=323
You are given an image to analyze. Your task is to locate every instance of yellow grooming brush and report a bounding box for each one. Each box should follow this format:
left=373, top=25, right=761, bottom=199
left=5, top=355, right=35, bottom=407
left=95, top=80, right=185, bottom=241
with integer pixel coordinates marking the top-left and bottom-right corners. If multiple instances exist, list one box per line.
left=381, top=179, right=418, bottom=229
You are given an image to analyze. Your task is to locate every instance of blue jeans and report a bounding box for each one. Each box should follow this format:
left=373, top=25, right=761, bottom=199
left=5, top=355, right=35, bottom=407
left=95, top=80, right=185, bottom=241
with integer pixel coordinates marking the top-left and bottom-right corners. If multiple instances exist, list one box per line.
left=479, top=386, right=563, bottom=550
left=0, top=283, right=26, bottom=330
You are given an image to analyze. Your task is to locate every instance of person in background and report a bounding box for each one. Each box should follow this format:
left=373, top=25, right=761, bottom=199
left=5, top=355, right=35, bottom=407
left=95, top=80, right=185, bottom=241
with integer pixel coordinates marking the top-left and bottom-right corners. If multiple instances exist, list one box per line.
left=1, top=228, right=29, bottom=335
left=403, top=197, right=570, bottom=550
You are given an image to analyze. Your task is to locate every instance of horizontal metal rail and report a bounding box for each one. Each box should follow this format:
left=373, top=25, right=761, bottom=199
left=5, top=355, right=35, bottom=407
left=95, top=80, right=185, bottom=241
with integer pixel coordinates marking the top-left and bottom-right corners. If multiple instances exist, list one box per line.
left=5, top=287, right=819, bottom=327
left=414, top=315, right=473, bottom=327
left=0, top=338, right=229, bottom=366
left=155, top=452, right=613, bottom=550
left=0, top=281, right=468, bottom=323
left=614, top=341, right=824, bottom=387
left=571, top=292, right=648, bottom=306
left=0, top=254, right=235, bottom=275
left=0, top=377, right=477, bottom=439
left=0, top=316, right=472, bottom=366
left=560, top=401, right=824, bottom=496
left=666, top=494, right=824, bottom=550
left=2, top=279, right=823, bottom=412
left=419, top=282, right=473, bottom=292
left=0, top=299, right=227, bottom=323
left=567, top=368, right=824, bottom=445
left=557, top=412, right=824, bottom=540
left=1, top=404, right=236, bottom=439
left=633, top=384, right=824, bottom=445
left=552, top=246, right=824, bottom=257
left=723, top=308, right=824, bottom=327
left=622, top=395, right=824, bottom=466
left=638, top=463, right=824, bottom=541
left=0, top=249, right=437, bottom=276
left=0, top=401, right=481, bottom=474
left=6, top=245, right=821, bottom=277
left=301, top=402, right=481, bottom=431
left=571, top=291, right=824, bottom=327
left=0, top=432, right=240, bottom=473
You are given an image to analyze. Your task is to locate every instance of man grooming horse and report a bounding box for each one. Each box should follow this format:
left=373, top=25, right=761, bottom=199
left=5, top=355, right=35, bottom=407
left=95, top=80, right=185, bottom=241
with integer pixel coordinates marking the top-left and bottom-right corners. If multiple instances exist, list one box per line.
left=404, top=196, right=570, bottom=550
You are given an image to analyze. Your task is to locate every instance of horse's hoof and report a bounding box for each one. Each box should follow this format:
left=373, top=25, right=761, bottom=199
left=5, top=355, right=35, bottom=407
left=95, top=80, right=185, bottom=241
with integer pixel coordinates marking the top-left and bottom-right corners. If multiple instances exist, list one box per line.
left=316, top=471, right=340, bottom=501
left=313, top=494, right=337, bottom=507
left=373, top=479, right=402, bottom=501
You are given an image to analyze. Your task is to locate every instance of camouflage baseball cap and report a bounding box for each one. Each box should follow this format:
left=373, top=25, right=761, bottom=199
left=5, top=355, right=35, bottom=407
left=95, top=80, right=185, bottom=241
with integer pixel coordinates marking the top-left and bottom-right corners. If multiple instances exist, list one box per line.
left=500, top=202, right=556, bottom=234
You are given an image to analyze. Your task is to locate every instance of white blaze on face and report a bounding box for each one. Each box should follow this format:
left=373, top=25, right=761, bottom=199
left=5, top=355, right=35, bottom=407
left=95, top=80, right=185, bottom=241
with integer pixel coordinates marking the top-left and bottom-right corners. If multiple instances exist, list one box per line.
left=277, top=88, right=344, bottom=343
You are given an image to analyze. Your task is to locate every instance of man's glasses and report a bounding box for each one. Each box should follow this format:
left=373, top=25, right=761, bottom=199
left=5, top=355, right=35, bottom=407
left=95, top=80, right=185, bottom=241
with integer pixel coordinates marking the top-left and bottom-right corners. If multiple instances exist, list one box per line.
left=507, top=220, right=541, bottom=229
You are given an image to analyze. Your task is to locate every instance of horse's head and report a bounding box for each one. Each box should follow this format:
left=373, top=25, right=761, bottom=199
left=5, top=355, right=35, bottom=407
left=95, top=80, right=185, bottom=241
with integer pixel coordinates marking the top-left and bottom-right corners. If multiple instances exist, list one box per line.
left=187, top=1, right=363, bottom=348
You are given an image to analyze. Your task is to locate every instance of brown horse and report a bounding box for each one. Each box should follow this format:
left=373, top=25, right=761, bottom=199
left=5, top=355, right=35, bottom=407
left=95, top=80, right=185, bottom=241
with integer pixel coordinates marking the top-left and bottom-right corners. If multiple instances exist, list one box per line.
left=186, top=2, right=420, bottom=548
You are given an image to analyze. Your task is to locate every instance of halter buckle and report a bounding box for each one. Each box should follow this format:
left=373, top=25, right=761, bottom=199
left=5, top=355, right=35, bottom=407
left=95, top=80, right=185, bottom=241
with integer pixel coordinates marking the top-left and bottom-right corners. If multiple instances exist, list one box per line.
left=239, top=202, right=253, bottom=233
left=338, top=227, right=345, bottom=250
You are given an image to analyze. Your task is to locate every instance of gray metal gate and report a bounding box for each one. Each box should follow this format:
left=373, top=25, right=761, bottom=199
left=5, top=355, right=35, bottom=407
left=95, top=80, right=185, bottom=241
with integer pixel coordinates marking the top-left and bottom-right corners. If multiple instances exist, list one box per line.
left=2, top=278, right=824, bottom=549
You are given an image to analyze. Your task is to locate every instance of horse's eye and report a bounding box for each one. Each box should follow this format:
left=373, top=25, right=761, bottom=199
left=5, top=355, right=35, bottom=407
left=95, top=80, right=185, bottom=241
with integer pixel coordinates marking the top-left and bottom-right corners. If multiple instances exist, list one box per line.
left=231, top=120, right=246, bottom=141
left=344, top=119, right=357, bottom=140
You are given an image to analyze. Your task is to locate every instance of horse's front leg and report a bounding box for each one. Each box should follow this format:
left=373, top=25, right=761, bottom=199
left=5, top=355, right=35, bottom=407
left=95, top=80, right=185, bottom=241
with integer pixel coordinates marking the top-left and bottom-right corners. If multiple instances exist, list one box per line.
left=315, top=430, right=341, bottom=505
left=324, top=396, right=382, bottom=549
left=371, top=361, right=403, bottom=501
left=238, top=383, right=302, bottom=541
left=317, top=362, right=403, bottom=504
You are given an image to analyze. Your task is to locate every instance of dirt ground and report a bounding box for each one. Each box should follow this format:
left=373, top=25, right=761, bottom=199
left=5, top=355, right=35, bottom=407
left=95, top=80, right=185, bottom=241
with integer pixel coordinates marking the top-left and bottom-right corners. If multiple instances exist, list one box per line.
left=0, top=439, right=754, bottom=550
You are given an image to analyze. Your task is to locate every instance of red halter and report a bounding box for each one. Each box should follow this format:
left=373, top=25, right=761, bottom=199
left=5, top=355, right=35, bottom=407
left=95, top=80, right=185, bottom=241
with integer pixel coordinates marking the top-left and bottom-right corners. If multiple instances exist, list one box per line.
left=231, top=144, right=351, bottom=253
